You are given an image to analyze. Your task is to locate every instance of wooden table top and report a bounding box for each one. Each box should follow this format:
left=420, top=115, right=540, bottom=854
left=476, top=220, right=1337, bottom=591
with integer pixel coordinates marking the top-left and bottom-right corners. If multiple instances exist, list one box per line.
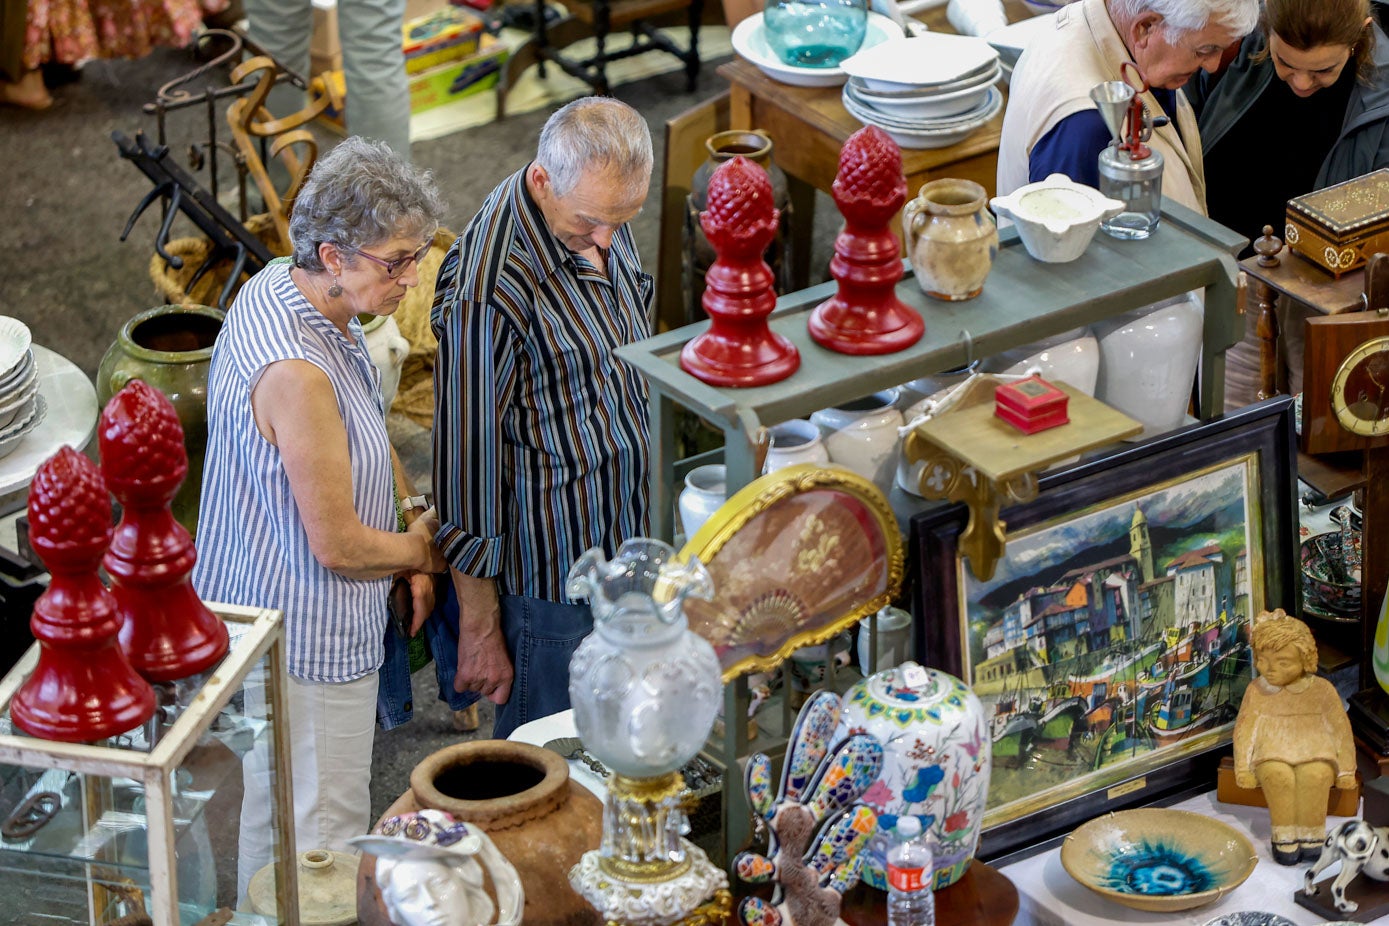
left=1239, top=249, right=1365, bottom=316
left=717, top=57, right=1005, bottom=177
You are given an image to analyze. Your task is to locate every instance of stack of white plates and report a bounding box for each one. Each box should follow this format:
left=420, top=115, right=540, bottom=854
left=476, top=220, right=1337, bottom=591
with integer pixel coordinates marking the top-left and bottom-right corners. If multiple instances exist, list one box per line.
left=837, top=32, right=1003, bottom=148
left=0, top=317, right=44, bottom=462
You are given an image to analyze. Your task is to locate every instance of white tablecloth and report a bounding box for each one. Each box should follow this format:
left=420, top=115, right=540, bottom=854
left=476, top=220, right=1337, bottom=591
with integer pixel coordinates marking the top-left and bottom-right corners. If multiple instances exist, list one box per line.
left=997, top=789, right=1360, bottom=926
left=508, top=709, right=605, bottom=797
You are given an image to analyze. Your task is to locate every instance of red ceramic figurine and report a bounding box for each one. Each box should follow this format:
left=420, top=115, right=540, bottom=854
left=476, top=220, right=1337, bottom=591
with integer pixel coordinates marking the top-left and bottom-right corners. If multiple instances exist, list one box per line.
left=681, top=155, right=800, bottom=387
left=101, top=380, right=228, bottom=682
left=12, top=447, right=156, bottom=742
left=808, top=126, right=924, bottom=355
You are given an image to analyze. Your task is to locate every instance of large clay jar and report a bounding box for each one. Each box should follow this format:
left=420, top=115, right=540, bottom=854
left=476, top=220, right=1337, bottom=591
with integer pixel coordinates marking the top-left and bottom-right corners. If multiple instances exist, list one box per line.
left=1093, top=293, right=1204, bottom=438
left=904, top=178, right=998, bottom=301
left=358, top=740, right=603, bottom=926
left=686, top=130, right=792, bottom=323
left=96, top=304, right=223, bottom=536
left=834, top=661, right=991, bottom=892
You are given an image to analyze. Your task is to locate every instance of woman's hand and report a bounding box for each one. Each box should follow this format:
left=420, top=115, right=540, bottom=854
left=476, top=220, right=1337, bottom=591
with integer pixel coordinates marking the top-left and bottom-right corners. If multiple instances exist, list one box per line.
left=407, top=514, right=446, bottom=573
left=407, top=571, right=437, bottom=636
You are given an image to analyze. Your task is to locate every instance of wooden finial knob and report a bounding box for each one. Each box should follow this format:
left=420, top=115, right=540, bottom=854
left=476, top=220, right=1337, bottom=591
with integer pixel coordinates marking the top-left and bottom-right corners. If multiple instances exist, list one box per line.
left=1254, top=224, right=1283, bottom=267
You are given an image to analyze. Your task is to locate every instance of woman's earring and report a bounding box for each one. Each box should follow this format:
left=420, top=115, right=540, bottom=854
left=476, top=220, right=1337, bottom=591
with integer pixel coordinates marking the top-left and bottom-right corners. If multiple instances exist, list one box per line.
left=327, top=274, right=343, bottom=298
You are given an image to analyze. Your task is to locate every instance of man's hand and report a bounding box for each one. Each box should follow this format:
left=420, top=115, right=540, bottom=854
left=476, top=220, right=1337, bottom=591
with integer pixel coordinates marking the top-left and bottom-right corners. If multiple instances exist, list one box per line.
left=451, top=568, right=513, bottom=704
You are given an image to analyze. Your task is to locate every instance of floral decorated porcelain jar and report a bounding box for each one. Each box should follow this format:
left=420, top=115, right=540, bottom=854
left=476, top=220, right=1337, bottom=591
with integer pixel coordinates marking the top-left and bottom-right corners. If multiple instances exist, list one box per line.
left=834, top=661, right=990, bottom=890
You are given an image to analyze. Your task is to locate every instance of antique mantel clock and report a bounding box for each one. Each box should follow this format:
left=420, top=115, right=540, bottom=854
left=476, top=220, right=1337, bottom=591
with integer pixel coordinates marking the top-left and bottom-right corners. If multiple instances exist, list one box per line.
left=1331, top=335, right=1389, bottom=437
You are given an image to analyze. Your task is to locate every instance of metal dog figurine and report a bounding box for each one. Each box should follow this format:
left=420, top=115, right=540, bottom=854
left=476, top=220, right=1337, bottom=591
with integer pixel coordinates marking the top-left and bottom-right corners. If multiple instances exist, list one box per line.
left=1303, top=820, right=1389, bottom=913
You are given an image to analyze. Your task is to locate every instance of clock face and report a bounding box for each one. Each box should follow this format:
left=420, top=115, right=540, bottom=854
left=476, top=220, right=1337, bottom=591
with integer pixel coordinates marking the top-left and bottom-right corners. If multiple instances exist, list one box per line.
left=1332, top=335, right=1389, bottom=437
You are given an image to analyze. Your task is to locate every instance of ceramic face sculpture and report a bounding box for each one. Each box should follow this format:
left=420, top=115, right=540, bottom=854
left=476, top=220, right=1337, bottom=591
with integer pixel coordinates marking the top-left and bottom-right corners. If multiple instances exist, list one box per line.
left=834, top=661, right=990, bottom=890
left=349, top=809, right=524, bottom=926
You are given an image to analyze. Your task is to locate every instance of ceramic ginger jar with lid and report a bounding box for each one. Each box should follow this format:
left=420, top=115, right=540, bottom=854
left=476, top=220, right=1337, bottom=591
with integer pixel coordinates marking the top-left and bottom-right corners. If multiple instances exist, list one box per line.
left=833, top=661, right=990, bottom=890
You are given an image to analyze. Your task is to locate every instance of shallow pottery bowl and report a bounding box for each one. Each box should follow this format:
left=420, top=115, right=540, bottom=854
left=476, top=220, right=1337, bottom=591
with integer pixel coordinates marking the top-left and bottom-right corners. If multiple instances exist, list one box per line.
left=991, top=173, right=1125, bottom=263
left=1061, top=808, right=1257, bottom=912
left=1301, top=530, right=1362, bottom=616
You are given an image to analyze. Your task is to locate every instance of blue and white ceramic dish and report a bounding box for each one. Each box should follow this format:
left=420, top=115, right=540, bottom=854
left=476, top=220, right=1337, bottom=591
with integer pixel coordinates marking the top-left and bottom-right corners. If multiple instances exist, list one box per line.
left=1061, top=808, right=1257, bottom=912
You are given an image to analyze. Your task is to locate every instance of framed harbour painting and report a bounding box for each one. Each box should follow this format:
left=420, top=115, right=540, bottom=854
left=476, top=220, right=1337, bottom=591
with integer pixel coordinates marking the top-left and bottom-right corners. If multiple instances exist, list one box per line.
left=909, top=398, right=1298, bottom=861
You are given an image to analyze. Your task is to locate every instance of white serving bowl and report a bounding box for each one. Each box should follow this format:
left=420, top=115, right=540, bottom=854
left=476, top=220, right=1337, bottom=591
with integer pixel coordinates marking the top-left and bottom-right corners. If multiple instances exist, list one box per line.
left=732, top=11, right=902, bottom=87
left=985, top=11, right=1056, bottom=68
left=990, top=173, right=1124, bottom=262
left=840, top=30, right=998, bottom=92
left=847, top=69, right=999, bottom=120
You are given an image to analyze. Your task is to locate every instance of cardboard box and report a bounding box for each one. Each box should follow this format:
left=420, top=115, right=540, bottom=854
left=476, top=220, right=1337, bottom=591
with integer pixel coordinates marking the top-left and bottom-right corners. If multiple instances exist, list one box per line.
left=1286, top=168, right=1389, bottom=278
left=408, top=35, right=507, bottom=114
left=403, top=6, right=485, bottom=74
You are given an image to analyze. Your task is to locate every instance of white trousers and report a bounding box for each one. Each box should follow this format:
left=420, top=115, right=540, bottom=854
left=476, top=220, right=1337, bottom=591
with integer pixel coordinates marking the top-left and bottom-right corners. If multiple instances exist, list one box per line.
left=237, top=671, right=380, bottom=903
left=242, top=0, right=412, bottom=161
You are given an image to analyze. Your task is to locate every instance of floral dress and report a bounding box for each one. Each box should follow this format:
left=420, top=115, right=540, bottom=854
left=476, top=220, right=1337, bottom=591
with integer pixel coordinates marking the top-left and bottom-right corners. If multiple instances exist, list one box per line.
left=23, top=0, right=229, bottom=69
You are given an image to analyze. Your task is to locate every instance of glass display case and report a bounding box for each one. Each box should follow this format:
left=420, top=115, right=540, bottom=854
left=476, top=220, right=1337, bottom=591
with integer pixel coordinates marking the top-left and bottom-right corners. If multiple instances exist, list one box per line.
left=0, top=603, right=297, bottom=926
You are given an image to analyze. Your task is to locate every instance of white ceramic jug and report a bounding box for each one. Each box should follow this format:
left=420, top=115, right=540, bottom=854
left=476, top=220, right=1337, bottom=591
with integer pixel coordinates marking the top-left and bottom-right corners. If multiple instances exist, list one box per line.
left=763, top=419, right=830, bottom=473
left=810, top=390, right=903, bottom=496
left=360, top=314, right=411, bottom=412
left=678, top=464, right=727, bottom=539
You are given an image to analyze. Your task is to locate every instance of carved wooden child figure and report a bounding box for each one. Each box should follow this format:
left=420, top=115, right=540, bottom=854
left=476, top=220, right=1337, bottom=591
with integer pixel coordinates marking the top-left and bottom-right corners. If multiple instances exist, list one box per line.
left=1233, top=610, right=1356, bottom=864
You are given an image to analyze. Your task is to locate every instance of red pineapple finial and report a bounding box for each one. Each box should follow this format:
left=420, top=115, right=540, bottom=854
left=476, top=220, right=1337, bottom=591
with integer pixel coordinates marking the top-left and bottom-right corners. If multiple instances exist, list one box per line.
left=808, top=126, right=923, bottom=355
left=12, top=447, right=156, bottom=742
left=101, top=380, right=228, bottom=682
left=680, top=156, right=800, bottom=387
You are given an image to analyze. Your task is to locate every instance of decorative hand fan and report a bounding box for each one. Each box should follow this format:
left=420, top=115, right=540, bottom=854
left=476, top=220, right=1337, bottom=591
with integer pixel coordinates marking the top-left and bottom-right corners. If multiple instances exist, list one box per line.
left=678, top=463, right=904, bottom=681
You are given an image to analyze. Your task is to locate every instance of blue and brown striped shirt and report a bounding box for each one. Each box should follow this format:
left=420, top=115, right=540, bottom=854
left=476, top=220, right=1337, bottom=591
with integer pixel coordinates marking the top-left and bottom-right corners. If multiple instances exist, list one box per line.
left=194, top=258, right=394, bottom=682
left=430, top=166, right=652, bottom=601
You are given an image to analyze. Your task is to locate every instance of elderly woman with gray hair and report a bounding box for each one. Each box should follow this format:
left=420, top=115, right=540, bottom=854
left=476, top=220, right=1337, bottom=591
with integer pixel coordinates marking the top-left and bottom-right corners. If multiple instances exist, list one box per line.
left=193, top=135, right=448, bottom=896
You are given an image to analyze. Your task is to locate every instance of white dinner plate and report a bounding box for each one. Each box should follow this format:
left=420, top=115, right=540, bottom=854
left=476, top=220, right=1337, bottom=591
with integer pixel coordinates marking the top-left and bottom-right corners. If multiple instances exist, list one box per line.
left=0, top=317, right=32, bottom=381
left=847, top=72, right=999, bottom=120
left=732, top=11, right=905, bottom=88
left=839, top=30, right=998, bottom=91
left=985, top=12, right=1058, bottom=68
left=842, top=83, right=1002, bottom=146
left=0, top=394, right=45, bottom=462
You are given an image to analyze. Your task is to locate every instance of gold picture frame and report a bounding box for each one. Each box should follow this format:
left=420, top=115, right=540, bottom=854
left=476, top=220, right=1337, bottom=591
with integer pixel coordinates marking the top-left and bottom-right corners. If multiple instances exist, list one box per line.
left=679, top=463, right=904, bottom=682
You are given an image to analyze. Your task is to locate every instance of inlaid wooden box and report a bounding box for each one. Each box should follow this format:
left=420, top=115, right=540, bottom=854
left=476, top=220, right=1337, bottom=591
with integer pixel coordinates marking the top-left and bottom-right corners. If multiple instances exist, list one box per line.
left=1286, top=168, right=1389, bottom=277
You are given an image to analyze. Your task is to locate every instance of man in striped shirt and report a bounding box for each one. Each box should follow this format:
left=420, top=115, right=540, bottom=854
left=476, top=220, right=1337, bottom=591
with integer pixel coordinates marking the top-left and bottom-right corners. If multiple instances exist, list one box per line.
left=431, top=98, right=654, bottom=739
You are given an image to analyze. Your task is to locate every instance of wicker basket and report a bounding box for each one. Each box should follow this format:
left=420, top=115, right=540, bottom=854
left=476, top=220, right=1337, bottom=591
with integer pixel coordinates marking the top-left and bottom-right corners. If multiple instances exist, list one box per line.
left=149, top=212, right=287, bottom=308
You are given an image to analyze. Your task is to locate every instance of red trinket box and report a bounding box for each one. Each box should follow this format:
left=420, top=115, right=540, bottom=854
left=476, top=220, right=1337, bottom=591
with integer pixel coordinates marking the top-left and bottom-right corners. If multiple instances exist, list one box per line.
left=995, top=375, right=1070, bottom=434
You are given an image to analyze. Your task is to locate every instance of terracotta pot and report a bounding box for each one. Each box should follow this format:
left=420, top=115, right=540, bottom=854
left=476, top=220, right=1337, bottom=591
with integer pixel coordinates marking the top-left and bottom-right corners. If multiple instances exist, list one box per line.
left=904, top=178, right=997, bottom=301
left=96, top=304, right=223, bottom=536
left=357, top=740, right=604, bottom=926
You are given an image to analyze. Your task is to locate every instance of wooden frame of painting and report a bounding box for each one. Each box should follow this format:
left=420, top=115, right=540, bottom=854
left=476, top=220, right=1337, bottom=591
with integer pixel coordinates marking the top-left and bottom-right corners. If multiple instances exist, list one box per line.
left=908, top=398, right=1299, bottom=861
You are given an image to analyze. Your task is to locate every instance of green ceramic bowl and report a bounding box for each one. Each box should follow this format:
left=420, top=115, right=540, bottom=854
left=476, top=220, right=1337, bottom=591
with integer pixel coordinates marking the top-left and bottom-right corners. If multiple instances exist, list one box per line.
left=1061, top=808, right=1257, bottom=913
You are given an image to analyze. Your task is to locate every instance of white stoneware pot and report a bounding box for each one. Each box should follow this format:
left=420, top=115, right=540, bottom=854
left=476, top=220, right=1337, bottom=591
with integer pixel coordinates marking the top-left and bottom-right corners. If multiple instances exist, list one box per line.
left=810, top=390, right=903, bottom=496
left=1093, top=294, right=1203, bottom=438
left=763, top=418, right=830, bottom=473
left=360, top=314, right=411, bottom=412
left=979, top=327, right=1099, bottom=395
left=678, top=464, right=727, bottom=539
left=834, top=661, right=990, bottom=891
left=895, top=363, right=977, bottom=409
left=856, top=605, right=913, bottom=675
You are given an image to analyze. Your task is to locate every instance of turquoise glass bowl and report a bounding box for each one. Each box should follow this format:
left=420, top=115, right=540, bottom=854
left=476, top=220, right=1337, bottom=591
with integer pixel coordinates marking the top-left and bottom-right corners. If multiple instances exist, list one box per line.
left=762, top=0, right=869, bottom=69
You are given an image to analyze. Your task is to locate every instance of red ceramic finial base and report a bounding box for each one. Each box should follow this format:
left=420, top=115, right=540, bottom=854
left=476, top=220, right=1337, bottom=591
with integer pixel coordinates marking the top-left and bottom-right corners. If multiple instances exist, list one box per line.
left=808, top=125, right=923, bottom=355
left=681, top=155, right=800, bottom=387
left=12, top=447, right=156, bottom=742
left=101, top=380, right=229, bottom=682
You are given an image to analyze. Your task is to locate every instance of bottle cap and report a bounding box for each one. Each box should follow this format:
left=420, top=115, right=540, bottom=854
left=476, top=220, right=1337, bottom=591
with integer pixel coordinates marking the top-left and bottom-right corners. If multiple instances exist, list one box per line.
left=896, top=815, right=922, bottom=839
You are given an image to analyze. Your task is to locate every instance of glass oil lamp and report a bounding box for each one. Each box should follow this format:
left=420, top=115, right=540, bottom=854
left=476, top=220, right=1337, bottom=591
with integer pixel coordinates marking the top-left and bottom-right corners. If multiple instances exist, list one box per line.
left=565, top=538, right=733, bottom=926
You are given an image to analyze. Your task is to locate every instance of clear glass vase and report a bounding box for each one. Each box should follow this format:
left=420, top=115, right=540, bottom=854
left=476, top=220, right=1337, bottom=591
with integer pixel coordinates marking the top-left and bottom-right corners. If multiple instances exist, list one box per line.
left=762, top=0, right=869, bottom=68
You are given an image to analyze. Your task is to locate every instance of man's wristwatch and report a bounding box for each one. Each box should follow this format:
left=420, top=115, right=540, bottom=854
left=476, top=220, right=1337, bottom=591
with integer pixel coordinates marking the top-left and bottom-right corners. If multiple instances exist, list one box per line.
left=401, top=494, right=431, bottom=513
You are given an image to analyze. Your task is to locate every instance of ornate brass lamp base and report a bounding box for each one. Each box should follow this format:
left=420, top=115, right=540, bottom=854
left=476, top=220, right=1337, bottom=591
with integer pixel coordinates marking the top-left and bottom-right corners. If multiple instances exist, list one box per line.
left=569, top=842, right=731, bottom=926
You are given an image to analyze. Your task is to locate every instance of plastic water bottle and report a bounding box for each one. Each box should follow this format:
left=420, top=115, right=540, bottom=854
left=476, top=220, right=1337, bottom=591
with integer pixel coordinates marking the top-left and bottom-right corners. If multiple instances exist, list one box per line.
left=887, top=815, right=936, bottom=926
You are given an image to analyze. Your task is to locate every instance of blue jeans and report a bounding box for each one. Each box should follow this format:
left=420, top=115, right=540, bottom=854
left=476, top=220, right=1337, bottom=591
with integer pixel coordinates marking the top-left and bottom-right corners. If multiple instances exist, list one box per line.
left=377, top=580, right=480, bottom=731
left=492, top=595, right=593, bottom=741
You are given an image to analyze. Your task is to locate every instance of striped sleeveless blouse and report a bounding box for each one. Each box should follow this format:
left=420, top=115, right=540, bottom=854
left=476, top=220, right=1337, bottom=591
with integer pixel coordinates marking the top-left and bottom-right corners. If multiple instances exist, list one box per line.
left=193, top=258, right=394, bottom=682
